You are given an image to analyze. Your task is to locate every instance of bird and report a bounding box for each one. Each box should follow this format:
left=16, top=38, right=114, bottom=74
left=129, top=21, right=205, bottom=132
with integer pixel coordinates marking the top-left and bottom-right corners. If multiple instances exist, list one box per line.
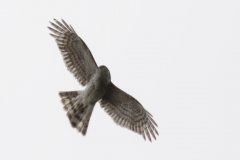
left=48, top=19, right=158, bottom=141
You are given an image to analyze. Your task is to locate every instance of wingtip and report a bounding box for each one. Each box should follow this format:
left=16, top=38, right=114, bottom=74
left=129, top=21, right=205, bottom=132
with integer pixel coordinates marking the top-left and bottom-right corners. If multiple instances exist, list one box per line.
left=53, top=18, right=59, bottom=23
left=47, top=26, right=53, bottom=31
left=49, top=21, right=55, bottom=25
left=49, top=33, right=58, bottom=39
left=142, top=132, right=146, bottom=141
left=155, top=129, right=159, bottom=135
left=148, top=137, right=152, bottom=142
left=47, top=26, right=52, bottom=31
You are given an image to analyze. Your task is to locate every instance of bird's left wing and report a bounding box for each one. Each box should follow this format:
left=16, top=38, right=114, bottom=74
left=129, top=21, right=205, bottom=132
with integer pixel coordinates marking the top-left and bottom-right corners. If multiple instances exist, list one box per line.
left=100, top=83, right=158, bottom=141
left=48, top=19, right=98, bottom=86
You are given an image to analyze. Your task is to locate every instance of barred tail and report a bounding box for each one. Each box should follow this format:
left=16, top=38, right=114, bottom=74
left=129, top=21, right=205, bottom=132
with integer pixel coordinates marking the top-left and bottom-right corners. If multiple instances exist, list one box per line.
left=59, top=91, right=95, bottom=135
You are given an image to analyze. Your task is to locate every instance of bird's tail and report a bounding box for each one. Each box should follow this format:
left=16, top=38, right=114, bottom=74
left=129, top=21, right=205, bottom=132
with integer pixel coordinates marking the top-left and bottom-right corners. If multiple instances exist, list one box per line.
left=59, top=91, right=95, bottom=135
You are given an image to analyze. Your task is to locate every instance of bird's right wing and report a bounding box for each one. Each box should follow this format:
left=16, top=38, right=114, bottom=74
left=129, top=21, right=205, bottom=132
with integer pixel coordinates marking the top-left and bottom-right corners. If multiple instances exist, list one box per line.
left=100, top=83, right=158, bottom=141
left=48, top=19, right=98, bottom=86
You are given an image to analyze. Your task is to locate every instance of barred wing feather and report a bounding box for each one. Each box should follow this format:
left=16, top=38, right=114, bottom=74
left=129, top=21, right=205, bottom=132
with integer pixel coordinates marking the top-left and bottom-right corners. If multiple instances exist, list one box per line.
left=48, top=19, right=98, bottom=86
left=100, top=83, right=158, bottom=141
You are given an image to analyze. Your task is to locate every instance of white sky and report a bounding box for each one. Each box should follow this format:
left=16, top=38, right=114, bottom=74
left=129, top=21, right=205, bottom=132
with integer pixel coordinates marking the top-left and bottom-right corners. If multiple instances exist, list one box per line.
left=0, top=0, right=240, bottom=159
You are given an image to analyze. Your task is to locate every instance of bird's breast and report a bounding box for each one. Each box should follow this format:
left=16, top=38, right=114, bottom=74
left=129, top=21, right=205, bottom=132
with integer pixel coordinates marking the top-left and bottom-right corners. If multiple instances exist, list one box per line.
left=84, top=70, right=110, bottom=104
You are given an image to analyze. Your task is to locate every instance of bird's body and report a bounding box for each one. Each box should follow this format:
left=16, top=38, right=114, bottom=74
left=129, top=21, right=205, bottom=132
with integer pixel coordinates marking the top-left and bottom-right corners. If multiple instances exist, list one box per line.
left=82, top=66, right=111, bottom=105
left=48, top=19, right=158, bottom=141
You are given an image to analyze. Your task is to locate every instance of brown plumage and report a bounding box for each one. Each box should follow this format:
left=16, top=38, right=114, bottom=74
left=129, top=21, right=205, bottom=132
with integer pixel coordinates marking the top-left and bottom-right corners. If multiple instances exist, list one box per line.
left=48, top=19, right=158, bottom=141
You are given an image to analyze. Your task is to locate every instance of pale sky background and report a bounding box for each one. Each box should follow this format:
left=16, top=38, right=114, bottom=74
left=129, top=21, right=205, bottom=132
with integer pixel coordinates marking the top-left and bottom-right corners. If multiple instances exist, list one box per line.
left=0, top=0, right=240, bottom=159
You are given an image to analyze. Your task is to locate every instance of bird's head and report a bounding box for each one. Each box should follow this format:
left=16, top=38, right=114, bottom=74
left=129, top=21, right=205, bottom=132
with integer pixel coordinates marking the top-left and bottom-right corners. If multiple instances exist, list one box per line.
left=99, top=65, right=111, bottom=83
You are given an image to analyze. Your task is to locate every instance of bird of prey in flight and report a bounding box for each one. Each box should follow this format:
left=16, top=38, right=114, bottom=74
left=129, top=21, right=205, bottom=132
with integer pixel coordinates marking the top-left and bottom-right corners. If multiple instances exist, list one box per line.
left=48, top=19, right=158, bottom=141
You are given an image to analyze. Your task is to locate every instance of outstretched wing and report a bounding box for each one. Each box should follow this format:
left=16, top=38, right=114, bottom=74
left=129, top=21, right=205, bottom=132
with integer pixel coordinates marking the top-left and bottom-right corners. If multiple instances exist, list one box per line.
left=48, top=19, right=98, bottom=86
left=100, top=83, right=158, bottom=142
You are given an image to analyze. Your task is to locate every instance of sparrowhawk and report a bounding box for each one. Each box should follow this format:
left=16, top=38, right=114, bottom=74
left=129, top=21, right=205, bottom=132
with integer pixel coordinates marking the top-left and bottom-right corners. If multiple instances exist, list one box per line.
left=48, top=19, right=158, bottom=141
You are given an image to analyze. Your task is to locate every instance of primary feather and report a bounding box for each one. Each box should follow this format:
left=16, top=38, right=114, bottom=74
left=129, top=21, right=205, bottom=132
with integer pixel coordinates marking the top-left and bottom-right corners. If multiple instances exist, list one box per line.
left=48, top=19, right=98, bottom=86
